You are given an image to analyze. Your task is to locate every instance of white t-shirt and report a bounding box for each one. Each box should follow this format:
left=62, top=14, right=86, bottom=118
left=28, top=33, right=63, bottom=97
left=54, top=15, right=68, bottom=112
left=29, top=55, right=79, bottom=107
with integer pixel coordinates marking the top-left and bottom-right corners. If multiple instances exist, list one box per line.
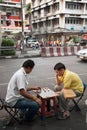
left=5, top=67, right=29, bottom=106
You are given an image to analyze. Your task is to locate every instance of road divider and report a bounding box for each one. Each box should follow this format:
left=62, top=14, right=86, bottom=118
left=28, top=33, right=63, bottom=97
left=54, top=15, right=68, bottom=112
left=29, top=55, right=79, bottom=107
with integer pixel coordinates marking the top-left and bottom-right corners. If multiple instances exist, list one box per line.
left=41, top=46, right=87, bottom=57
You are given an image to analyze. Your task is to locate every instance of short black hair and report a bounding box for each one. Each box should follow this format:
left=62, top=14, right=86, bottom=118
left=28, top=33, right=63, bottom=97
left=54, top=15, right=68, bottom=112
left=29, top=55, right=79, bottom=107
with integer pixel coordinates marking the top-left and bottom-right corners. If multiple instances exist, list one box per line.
left=22, top=59, right=35, bottom=68
left=54, top=62, right=66, bottom=70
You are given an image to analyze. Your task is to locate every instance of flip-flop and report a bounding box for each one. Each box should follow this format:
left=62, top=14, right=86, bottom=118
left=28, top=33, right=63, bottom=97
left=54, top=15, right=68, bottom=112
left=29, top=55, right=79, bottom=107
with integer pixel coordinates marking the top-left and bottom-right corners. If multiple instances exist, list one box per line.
left=57, top=112, right=70, bottom=120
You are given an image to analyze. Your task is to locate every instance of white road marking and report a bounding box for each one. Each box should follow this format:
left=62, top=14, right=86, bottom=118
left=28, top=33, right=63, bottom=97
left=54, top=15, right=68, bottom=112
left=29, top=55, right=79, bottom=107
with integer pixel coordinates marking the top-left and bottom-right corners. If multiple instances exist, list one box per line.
left=0, top=83, right=8, bottom=86
left=79, top=73, right=87, bottom=76
left=48, top=73, right=87, bottom=79
left=0, top=66, right=4, bottom=68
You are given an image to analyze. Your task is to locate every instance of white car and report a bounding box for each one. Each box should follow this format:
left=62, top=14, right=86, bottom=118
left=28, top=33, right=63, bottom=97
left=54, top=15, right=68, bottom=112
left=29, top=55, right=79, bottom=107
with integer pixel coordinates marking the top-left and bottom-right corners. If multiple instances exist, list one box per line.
left=26, top=39, right=39, bottom=48
left=76, top=48, right=87, bottom=60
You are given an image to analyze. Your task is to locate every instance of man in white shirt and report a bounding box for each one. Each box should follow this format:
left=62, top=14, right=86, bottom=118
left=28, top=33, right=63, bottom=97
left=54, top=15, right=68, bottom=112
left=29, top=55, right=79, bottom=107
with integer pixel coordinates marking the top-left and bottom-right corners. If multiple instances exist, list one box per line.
left=5, top=59, right=41, bottom=121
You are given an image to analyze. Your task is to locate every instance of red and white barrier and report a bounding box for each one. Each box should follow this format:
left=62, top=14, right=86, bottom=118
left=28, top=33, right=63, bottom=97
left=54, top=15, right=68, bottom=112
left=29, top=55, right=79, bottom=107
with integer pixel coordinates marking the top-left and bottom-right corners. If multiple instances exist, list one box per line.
left=41, top=46, right=87, bottom=57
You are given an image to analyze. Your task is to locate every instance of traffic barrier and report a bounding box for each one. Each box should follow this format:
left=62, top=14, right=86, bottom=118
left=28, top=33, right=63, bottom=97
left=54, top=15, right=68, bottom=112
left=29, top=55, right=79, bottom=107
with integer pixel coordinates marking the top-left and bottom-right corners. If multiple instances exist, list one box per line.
left=41, top=46, right=87, bottom=57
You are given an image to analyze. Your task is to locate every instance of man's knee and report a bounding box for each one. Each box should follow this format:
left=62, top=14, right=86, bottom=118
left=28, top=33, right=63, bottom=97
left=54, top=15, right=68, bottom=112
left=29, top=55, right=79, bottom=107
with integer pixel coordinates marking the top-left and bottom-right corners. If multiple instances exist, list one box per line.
left=54, top=85, right=59, bottom=91
left=33, top=101, right=40, bottom=110
left=54, top=85, right=63, bottom=91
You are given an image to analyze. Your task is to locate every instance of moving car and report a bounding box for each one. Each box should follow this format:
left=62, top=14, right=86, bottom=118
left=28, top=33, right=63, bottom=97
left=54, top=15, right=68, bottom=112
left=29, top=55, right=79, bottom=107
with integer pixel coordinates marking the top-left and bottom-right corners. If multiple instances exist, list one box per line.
left=76, top=48, right=87, bottom=60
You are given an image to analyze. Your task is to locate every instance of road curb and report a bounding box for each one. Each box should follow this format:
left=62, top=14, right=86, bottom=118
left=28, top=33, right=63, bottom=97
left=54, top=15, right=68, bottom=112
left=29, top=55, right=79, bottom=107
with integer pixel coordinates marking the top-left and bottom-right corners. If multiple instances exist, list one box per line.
left=0, top=55, right=41, bottom=59
left=0, top=50, right=41, bottom=59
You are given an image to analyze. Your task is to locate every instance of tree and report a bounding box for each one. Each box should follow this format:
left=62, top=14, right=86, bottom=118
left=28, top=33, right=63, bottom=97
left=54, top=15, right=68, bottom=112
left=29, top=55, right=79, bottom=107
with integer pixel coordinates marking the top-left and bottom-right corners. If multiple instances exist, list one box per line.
left=26, top=3, right=31, bottom=29
left=0, top=0, right=3, bottom=2
left=26, top=3, right=31, bottom=14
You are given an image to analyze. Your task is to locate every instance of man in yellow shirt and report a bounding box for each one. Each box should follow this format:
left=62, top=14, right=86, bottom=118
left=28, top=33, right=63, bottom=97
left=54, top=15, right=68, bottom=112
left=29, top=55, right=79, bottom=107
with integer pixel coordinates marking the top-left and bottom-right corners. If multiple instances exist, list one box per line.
left=54, top=62, right=84, bottom=120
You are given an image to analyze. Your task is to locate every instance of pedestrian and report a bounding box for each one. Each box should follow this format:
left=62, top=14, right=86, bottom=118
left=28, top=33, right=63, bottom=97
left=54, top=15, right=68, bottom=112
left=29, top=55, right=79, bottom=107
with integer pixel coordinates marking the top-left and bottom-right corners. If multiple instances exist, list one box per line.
left=54, top=62, right=84, bottom=119
left=5, top=59, right=42, bottom=121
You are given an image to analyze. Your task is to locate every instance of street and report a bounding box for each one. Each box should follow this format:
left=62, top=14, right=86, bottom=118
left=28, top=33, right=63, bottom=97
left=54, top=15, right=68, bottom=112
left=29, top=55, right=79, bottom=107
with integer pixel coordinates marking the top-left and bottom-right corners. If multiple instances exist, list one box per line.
left=0, top=56, right=87, bottom=92
left=0, top=56, right=87, bottom=130
left=0, top=56, right=87, bottom=98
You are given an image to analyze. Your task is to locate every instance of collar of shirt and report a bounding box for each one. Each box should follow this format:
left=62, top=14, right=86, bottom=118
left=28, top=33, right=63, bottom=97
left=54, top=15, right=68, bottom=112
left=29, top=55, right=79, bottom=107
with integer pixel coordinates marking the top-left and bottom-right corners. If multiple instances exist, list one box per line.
left=21, top=67, right=29, bottom=85
left=21, top=67, right=27, bottom=76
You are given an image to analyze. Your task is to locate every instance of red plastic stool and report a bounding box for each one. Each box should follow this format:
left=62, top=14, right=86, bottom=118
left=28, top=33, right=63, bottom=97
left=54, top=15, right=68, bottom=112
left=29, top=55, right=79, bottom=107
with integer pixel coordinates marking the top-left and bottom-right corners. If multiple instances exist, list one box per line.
left=40, top=97, right=57, bottom=120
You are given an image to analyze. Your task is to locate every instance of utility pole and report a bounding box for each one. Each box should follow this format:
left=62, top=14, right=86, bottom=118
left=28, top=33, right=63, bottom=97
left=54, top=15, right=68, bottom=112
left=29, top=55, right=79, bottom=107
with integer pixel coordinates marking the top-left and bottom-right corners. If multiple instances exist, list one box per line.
left=0, top=11, right=2, bottom=55
left=21, top=0, right=25, bottom=52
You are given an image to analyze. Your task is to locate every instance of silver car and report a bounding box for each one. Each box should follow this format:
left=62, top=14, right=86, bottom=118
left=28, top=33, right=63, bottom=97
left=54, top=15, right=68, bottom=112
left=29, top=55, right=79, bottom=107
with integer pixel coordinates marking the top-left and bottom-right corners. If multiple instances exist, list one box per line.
left=76, top=48, right=87, bottom=60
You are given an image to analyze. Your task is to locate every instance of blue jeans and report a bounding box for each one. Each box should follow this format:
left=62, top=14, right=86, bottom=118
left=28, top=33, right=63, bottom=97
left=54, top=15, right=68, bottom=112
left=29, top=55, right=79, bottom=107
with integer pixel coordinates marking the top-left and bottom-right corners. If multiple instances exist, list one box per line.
left=14, top=98, right=39, bottom=120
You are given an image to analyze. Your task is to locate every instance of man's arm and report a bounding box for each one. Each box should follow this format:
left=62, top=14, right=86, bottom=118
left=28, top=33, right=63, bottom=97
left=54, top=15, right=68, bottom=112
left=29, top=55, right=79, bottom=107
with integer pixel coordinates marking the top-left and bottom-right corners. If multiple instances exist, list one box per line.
left=27, top=86, right=41, bottom=91
left=20, top=89, right=42, bottom=106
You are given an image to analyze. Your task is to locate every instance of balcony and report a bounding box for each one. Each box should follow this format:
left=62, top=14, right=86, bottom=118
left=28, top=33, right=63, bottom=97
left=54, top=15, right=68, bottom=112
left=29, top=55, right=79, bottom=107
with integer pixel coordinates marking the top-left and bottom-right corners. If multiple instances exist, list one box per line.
left=4, top=0, right=20, bottom=3
left=0, top=2, right=21, bottom=8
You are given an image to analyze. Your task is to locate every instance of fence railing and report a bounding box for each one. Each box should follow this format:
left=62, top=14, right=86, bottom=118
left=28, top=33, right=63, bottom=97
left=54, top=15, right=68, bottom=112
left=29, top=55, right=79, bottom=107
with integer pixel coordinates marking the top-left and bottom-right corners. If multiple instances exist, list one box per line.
left=0, top=46, right=15, bottom=56
left=0, top=46, right=15, bottom=50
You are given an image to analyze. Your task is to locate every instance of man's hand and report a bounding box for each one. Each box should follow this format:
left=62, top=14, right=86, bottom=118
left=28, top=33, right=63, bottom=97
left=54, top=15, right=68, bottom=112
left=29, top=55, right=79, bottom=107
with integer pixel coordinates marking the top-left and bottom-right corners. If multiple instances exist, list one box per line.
left=33, top=86, right=41, bottom=90
left=35, top=97, right=42, bottom=106
left=32, top=86, right=41, bottom=93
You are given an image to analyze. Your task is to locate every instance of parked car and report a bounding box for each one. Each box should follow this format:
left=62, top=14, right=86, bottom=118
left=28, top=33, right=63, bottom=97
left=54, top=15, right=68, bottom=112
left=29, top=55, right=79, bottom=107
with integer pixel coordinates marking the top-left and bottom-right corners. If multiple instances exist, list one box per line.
left=26, top=39, right=39, bottom=48
left=75, top=48, right=87, bottom=60
left=65, top=42, right=80, bottom=46
left=80, top=40, right=87, bottom=46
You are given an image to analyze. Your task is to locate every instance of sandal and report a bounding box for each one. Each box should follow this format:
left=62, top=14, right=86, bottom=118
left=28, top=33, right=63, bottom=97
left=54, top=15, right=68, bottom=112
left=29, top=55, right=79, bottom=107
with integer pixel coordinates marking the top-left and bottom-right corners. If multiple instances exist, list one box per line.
left=57, top=111, right=70, bottom=120
left=64, top=110, right=70, bottom=117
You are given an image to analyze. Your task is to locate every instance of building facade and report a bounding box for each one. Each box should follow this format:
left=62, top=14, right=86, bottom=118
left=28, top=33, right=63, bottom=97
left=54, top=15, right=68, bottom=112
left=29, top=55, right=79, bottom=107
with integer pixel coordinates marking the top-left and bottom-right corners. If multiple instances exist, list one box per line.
left=0, top=0, right=30, bottom=33
left=31, top=0, right=87, bottom=44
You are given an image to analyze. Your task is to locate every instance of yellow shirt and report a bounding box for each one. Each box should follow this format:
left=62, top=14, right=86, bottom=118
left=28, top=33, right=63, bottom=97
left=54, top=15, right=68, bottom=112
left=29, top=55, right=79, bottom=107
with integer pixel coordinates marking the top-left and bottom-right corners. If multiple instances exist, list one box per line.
left=56, top=70, right=84, bottom=93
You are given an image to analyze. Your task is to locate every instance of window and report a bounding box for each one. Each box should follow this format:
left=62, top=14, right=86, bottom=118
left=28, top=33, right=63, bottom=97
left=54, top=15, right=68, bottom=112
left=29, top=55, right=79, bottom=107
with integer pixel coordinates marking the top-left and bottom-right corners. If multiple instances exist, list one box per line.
left=33, top=23, right=37, bottom=29
left=65, top=18, right=81, bottom=24
left=52, top=18, right=59, bottom=27
left=66, top=2, right=82, bottom=10
left=39, top=22, right=43, bottom=27
left=44, top=6, right=50, bottom=14
left=52, top=3, right=59, bottom=12
left=86, top=4, right=87, bottom=10
left=85, top=19, right=87, bottom=24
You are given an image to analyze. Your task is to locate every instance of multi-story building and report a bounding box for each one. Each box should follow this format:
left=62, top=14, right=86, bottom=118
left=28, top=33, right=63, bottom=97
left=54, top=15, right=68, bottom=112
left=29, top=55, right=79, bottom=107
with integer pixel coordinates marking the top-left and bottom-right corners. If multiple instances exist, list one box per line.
left=0, top=0, right=30, bottom=33
left=31, top=0, right=87, bottom=44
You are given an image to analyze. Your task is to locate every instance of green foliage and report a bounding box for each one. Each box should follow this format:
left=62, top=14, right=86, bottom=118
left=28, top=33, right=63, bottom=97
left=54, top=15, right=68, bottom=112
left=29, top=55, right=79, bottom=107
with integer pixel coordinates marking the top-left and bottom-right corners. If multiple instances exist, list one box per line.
left=73, top=37, right=79, bottom=43
left=1, top=38, right=16, bottom=56
left=2, top=39, right=14, bottom=46
left=26, top=3, right=31, bottom=14
left=0, top=0, right=3, bottom=3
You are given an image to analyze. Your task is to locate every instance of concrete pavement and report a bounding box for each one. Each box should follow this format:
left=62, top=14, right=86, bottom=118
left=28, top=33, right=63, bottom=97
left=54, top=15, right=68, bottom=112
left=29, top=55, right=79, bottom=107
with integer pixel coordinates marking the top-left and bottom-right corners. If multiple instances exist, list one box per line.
left=0, top=51, right=87, bottom=130
left=0, top=103, right=87, bottom=130
left=0, top=88, right=87, bottom=130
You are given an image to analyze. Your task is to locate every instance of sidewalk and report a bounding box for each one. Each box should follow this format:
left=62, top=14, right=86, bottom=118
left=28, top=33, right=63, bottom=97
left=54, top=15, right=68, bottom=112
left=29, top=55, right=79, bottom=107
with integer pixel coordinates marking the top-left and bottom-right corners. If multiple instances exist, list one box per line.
left=0, top=91, right=87, bottom=130
left=0, top=105, right=87, bottom=130
left=0, top=49, right=41, bottom=59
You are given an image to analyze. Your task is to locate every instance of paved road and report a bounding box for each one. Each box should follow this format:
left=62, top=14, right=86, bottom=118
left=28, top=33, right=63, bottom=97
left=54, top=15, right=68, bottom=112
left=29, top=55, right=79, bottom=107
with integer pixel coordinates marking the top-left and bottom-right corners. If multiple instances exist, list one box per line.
left=0, top=56, right=87, bottom=130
